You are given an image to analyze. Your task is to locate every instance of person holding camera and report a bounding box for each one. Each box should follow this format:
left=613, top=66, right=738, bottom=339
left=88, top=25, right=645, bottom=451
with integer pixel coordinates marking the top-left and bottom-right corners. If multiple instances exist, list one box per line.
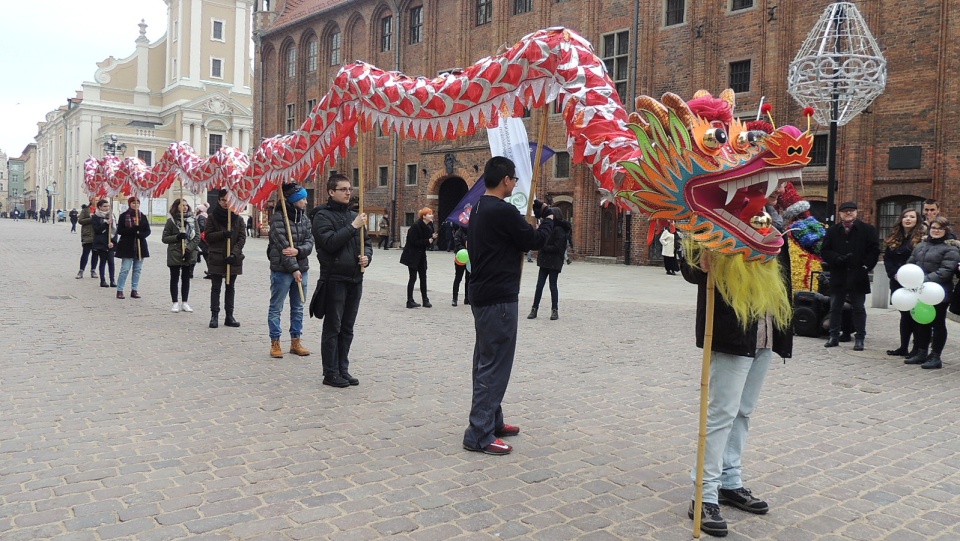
left=821, top=201, right=880, bottom=351
left=527, top=199, right=571, bottom=320
left=462, top=157, right=554, bottom=456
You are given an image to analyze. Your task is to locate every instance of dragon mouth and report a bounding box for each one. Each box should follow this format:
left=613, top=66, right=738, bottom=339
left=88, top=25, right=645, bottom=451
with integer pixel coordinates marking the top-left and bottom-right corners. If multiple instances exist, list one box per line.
left=686, top=161, right=804, bottom=256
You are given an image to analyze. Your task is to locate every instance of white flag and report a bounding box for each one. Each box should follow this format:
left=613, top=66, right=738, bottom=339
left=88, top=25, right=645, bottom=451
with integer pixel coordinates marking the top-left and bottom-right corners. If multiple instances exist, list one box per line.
left=487, top=118, right=533, bottom=215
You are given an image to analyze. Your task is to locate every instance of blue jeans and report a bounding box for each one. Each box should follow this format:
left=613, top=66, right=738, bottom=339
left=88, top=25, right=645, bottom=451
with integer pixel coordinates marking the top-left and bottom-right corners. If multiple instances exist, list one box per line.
left=268, top=271, right=308, bottom=340
left=463, top=302, right=518, bottom=449
left=117, top=258, right=143, bottom=291
left=691, top=349, right=771, bottom=503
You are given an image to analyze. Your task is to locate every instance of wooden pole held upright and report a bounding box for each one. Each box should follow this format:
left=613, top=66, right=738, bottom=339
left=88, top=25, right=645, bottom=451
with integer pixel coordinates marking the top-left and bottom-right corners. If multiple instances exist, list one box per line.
left=226, top=207, right=232, bottom=285
left=519, top=110, right=551, bottom=278
left=278, top=186, right=306, bottom=302
left=358, top=133, right=366, bottom=274
left=693, top=265, right=716, bottom=538
left=179, top=180, right=186, bottom=254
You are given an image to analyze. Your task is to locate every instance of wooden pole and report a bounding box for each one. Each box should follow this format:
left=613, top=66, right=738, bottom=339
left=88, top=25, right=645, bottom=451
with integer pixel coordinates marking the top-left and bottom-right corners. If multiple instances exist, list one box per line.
left=693, top=266, right=716, bottom=538
left=179, top=180, right=185, bottom=255
left=358, top=132, right=366, bottom=274
left=226, top=207, right=232, bottom=285
left=278, top=186, right=306, bottom=301
left=520, top=111, right=551, bottom=277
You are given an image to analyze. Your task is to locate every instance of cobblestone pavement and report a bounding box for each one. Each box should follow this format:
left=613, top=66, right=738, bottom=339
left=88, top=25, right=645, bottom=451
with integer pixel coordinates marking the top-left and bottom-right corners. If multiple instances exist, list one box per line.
left=2, top=218, right=959, bottom=541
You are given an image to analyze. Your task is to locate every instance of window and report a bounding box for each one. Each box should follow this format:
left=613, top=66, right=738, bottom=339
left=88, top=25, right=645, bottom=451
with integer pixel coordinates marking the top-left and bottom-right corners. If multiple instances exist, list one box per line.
left=477, top=0, right=492, bottom=25
left=173, top=21, right=178, bottom=42
left=522, top=107, right=531, bottom=118
left=330, top=31, right=341, bottom=65
left=211, top=58, right=223, bottom=78
left=286, top=104, right=296, bottom=132
left=307, top=38, right=318, bottom=72
left=514, top=0, right=532, bottom=14
left=729, top=59, right=751, bottom=93
left=137, top=150, right=153, bottom=166
left=379, top=166, right=389, bottom=187
left=212, top=20, right=225, bottom=41
left=878, top=198, right=924, bottom=242
left=555, top=151, right=570, bottom=178
left=810, top=134, right=828, bottom=166
left=409, top=6, right=423, bottom=44
left=306, top=99, right=317, bottom=116
left=406, top=164, right=418, bottom=185
left=381, top=16, right=393, bottom=52
left=286, top=47, right=296, bottom=78
left=208, top=134, right=223, bottom=156
left=602, top=31, right=630, bottom=100
left=553, top=98, right=564, bottom=115
left=352, top=168, right=360, bottom=187
left=375, top=123, right=385, bottom=138
left=731, top=0, right=753, bottom=10
left=665, top=0, right=685, bottom=26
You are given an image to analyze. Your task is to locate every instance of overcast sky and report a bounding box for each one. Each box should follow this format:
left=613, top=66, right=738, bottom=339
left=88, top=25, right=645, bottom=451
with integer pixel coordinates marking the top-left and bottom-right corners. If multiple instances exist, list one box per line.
left=0, top=0, right=170, bottom=157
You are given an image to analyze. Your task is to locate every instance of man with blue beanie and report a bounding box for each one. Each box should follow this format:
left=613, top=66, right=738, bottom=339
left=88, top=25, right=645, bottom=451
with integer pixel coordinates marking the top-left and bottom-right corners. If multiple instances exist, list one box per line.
left=267, top=182, right=315, bottom=358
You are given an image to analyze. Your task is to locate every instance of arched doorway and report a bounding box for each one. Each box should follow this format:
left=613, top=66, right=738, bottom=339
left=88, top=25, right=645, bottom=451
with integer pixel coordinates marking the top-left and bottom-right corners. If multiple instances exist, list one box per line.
left=438, top=176, right=468, bottom=223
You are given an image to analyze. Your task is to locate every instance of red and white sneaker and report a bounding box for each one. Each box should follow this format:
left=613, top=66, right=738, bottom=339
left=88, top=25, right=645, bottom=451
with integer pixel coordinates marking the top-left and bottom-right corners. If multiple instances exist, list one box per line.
left=464, top=438, right=513, bottom=455
left=495, top=423, right=521, bottom=437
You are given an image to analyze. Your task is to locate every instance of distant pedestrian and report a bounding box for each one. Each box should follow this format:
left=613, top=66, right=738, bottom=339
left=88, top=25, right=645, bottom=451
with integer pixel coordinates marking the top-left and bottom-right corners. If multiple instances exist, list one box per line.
left=76, top=198, right=99, bottom=279
left=452, top=224, right=470, bottom=306
left=115, top=197, right=151, bottom=300
left=205, top=189, right=246, bottom=328
left=400, top=207, right=437, bottom=308
left=195, top=202, right=209, bottom=264
left=162, top=199, right=199, bottom=313
left=527, top=202, right=571, bottom=321
left=91, top=199, right=116, bottom=288
left=661, top=222, right=680, bottom=275
left=69, top=208, right=78, bottom=233
left=378, top=213, right=390, bottom=250
left=247, top=215, right=254, bottom=236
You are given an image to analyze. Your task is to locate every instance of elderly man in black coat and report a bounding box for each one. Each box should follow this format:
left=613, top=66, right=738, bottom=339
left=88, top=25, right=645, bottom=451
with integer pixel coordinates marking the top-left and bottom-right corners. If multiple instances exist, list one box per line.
left=821, top=201, right=881, bottom=351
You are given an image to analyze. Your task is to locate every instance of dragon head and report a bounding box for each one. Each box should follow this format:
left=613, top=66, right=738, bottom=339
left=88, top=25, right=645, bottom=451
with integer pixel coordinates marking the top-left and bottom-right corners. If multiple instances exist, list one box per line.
left=615, top=89, right=813, bottom=262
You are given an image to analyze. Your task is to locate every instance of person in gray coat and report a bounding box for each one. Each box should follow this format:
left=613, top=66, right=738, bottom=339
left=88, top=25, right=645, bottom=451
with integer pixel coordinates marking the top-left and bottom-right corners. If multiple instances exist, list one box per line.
left=161, top=199, right=200, bottom=313
left=267, top=183, right=315, bottom=359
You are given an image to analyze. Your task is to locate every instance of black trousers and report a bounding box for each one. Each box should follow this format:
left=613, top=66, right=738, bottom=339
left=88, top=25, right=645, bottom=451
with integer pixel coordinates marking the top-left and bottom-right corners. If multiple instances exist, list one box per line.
left=453, top=264, right=470, bottom=301
left=914, top=301, right=949, bottom=355
left=532, top=268, right=559, bottom=309
left=321, top=280, right=363, bottom=377
left=170, top=265, right=194, bottom=302
left=80, top=243, right=99, bottom=272
left=407, top=267, right=427, bottom=301
left=96, top=250, right=115, bottom=283
left=210, top=274, right=237, bottom=315
left=463, top=302, right=518, bottom=449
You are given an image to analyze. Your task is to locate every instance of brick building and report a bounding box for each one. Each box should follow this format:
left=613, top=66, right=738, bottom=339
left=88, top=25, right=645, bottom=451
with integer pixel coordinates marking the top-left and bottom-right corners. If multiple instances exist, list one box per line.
left=253, top=0, right=959, bottom=263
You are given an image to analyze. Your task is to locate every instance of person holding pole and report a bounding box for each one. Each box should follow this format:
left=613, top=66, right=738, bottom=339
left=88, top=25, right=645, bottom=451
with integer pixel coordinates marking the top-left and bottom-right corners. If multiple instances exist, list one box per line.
left=206, top=188, right=246, bottom=328
left=461, top=156, right=554, bottom=456
left=91, top=199, right=116, bottom=288
left=309, top=173, right=371, bottom=388
left=76, top=197, right=100, bottom=279
left=679, top=186, right=793, bottom=537
left=162, top=199, right=199, bottom=313
left=267, top=183, right=315, bottom=359
left=115, top=196, right=151, bottom=300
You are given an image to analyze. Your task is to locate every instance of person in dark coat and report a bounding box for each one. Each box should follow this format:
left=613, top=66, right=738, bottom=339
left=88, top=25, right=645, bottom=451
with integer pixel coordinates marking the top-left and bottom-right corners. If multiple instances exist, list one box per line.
left=527, top=204, right=571, bottom=320
left=267, top=183, right=315, bottom=359
left=91, top=199, right=116, bottom=288
left=205, top=189, right=246, bottom=328
left=400, top=207, right=438, bottom=308
left=882, top=208, right=924, bottom=357
left=69, top=208, right=79, bottom=233
left=162, top=199, right=200, bottom=313
left=903, top=216, right=960, bottom=369
left=115, top=197, right=151, bottom=300
left=821, top=201, right=880, bottom=351
left=452, top=225, right=470, bottom=306
left=309, top=173, right=372, bottom=388
left=76, top=197, right=99, bottom=279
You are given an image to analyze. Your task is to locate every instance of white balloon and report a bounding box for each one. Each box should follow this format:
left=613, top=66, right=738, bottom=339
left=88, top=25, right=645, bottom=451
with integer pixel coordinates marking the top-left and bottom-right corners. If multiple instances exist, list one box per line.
left=896, top=264, right=925, bottom=289
left=919, top=283, right=946, bottom=305
left=891, top=288, right=920, bottom=311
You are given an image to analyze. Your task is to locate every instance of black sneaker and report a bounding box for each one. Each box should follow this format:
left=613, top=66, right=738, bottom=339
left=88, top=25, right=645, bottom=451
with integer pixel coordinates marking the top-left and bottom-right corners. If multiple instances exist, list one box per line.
left=323, top=375, right=350, bottom=388
left=340, top=372, right=360, bottom=386
left=688, top=501, right=727, bottom=537
left=718, top=487, right=769, bottom=514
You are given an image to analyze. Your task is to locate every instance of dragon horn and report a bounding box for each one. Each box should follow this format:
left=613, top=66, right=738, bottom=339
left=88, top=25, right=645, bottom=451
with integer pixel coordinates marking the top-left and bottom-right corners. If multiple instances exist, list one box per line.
left=719, top=89, right=736, bottom=112
left=635, top=95, right=670, bottom=130
left=627, top=112, right=653, bottom=136
left=692, top=89, right=710, bottom=99
left=661, top=92, right=697, bottom=128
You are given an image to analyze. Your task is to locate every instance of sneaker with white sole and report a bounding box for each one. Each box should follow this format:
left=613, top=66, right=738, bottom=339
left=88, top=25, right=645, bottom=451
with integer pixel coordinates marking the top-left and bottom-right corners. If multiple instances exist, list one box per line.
left=463, top=438, right=512, bottom=455
left=171, top=302, right=180, bottom=313
left=181, top=302, right=193, bottom=313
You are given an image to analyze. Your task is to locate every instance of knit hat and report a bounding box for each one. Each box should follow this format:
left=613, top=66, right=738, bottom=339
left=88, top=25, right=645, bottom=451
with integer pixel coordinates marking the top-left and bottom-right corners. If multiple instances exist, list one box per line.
left=778, top=182, right=810, bottom=222
left=283, top=182, right=307, bottom=203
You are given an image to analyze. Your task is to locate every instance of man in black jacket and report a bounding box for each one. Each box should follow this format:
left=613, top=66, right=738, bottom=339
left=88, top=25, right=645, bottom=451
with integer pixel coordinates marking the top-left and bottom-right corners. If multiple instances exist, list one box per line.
left=462, top=156, right=554, bottom=456
left=821, top=201, right=880, bottom=350
left=310, top=173, right=372, bottom=388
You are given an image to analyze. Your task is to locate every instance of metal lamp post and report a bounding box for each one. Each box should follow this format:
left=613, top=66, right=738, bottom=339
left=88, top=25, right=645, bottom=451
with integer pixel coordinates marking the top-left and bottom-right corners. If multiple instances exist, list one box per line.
left=787, top=2, right=886, bottom=224
left=103, top=134, right=127, bottom=157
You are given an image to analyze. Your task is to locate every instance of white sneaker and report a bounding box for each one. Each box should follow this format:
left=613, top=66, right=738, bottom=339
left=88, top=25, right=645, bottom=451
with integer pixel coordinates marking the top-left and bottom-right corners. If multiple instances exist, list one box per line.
left=171, top=302, right=180, bottom=313
left=181, top=302, right=193, bottom=313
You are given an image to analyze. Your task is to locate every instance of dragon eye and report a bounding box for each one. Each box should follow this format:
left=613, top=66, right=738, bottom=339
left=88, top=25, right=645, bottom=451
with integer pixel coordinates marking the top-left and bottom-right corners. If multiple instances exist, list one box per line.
left=736, top=131, right=758, bottom=148
left=702, top=128, right=728, bottom=149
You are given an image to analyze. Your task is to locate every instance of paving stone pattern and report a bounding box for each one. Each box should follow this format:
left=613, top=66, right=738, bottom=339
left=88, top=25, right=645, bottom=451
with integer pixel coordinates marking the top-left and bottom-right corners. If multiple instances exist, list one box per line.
left=2, top=219, right=959, bottom=540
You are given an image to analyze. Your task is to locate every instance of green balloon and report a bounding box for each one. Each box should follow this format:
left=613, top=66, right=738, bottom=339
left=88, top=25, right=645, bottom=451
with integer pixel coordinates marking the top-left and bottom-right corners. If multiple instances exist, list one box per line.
left=456, top=249, right=469, bottom=264
left=911, top=301, right=936, bottom=324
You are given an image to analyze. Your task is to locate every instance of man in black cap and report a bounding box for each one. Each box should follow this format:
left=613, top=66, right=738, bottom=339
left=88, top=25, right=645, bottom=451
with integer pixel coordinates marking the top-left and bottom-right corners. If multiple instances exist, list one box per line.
left=821, top=201, right=880, bottom=350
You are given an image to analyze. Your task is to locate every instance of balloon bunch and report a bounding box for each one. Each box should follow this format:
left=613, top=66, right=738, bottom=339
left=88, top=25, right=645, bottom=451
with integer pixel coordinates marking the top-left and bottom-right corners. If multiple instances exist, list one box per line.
left=890, top=264, right=945, bottom=324
left=455, top=249, right=472, bottom=273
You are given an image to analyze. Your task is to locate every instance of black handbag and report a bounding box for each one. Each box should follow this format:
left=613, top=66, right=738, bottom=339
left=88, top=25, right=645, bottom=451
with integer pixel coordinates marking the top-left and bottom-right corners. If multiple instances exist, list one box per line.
left=309, top=277, right=327, bottom=319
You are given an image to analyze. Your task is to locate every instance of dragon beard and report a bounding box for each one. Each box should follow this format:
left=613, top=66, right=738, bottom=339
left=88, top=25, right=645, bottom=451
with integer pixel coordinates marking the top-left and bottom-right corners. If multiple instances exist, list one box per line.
left=683, top=239, right=793, bottom=331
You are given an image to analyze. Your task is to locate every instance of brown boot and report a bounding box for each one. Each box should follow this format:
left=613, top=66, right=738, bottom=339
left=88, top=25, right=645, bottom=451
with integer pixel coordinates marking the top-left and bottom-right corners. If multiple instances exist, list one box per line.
left=290, top=337, right=311, bottom=356
left=270, top=339, right=283, bottom=359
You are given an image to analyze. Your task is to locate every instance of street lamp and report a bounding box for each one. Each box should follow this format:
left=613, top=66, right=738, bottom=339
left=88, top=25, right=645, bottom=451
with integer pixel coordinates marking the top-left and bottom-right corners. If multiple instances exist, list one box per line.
left=103, top=134, right=127, bottom=157
left=46, top=182, right=58, bottom=221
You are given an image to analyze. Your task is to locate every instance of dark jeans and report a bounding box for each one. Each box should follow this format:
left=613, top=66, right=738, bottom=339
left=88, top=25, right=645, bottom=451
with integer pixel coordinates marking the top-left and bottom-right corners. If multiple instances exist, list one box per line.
left=407, top=267, right=427, bottom=301
left=96, top=250, right=115, bottom=284
left=71, top=221, right=77, bottom=232
left=914, top=301, right=949, bottom=354
left=532, top=268, right=559, bottom=309
left=170, top=265, right=193, bottom=302
left=829, top=291, right=866, bottom=338
left=321, top=280, right=363, bottom=377
left=210, top=274, right=237, bottom=315
left=453, top=264, right=470, bottom=301
left=463, top=302, right=518, bottom=449
left=378, top=235, right=390, bottom=249
left=663, top=256, right=679, bottom=273
left=79, top=243, right=99, bottom=272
